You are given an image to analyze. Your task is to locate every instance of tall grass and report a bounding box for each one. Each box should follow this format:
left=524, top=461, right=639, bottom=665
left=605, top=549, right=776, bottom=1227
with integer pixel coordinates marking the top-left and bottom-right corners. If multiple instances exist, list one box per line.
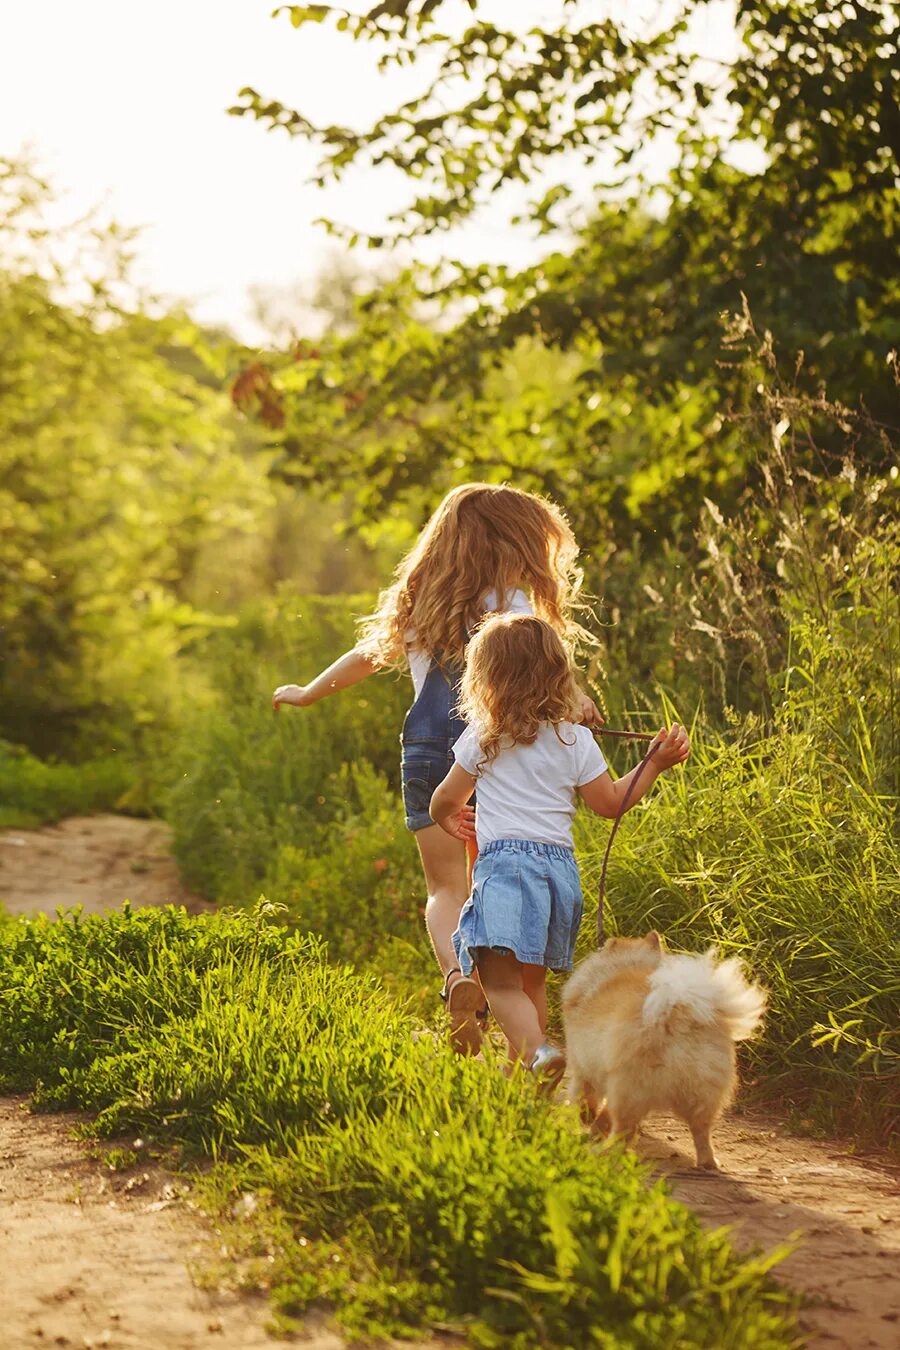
left=576, top=599, right=899, bottom=1141
left=0, top=904, right=796, bottom=1346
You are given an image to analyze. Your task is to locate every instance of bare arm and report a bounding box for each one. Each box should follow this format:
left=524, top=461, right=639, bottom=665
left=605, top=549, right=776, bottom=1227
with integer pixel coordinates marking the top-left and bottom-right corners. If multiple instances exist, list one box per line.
left=272, top=648, right=378, bottom=710
left=577, top=724, right=690, bottom=818
left=430, top=762, right=478, bottom=841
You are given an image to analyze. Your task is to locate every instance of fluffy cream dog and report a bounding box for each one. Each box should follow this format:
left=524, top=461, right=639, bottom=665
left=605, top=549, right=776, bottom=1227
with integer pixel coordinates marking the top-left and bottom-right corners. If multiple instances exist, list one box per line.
left=562, top=933, right=766, bottom=1170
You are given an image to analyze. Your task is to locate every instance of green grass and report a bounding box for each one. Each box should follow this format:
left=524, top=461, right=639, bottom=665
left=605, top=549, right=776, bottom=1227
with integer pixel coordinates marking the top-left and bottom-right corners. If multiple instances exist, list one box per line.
left=0, top=904, right=796, bottom=1347
left=0, top=739, right=135, bottom=828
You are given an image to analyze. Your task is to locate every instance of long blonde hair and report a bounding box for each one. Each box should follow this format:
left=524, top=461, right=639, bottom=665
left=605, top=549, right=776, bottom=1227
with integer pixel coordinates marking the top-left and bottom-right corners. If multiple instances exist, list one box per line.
left=459, top=613, right=582, bottom=765
left=357, top=483, right=590, bottom=667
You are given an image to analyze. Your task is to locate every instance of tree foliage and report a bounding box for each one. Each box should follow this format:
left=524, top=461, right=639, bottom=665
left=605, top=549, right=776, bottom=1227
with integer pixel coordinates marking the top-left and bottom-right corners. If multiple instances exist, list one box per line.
left=0, top=162, right=271, bottom=754
left=230, top=1, right=899, bottom=539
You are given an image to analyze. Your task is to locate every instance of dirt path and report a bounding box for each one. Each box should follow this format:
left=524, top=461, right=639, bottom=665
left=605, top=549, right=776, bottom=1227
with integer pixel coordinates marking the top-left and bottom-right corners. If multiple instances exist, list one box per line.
left=640, top=1114, right=900, bottom=1349
left=0, top=815, right=208, bottom=917
left=0, top=1096, right=290, bottom=1349
left=2, top=1100, right=897, bottom=1350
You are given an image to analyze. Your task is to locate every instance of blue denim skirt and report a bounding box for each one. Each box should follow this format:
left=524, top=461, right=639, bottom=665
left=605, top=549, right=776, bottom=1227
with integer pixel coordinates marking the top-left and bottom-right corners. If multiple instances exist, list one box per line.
left=453, top=839, right=584, bottom=973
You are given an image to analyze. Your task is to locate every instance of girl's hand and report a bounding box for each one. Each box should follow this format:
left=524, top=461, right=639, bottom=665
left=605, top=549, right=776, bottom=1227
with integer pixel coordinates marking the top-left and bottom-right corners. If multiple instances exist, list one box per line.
left=576, top=691, right=604, bottom=727
left=651, top=723, right=690, bottom=769
left=436, top=804, right=476, bottom=842
left=272, top=683, right=310, bottom=710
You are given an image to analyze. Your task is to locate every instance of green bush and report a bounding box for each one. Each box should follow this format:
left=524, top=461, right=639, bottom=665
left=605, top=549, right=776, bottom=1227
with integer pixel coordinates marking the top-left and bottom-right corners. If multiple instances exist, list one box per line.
left=168, top=593, right=408, bottom=899
left=0, top=739, right=135, bottom=828
left=0, top=906, right=795, bottom=1347
left=259, top=760, right=429, bottom=956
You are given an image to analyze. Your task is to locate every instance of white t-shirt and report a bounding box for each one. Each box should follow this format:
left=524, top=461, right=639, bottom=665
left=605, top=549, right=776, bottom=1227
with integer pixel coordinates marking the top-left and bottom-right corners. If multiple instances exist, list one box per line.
left=453, top=721, right=608, bottom=849
left=406, top=588, right=533, bottom=698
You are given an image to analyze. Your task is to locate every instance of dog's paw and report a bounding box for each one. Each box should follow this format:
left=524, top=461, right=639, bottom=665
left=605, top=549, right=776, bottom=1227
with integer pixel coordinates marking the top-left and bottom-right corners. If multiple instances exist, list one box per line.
left=588, top=1107, right=611, bottom=1137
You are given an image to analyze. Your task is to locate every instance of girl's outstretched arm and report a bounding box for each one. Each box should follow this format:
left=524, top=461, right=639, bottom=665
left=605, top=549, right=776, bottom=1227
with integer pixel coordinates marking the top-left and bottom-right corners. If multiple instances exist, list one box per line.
left=272, top=648, right=378, bottom=709
left=577, top=723, right=690, bottom=818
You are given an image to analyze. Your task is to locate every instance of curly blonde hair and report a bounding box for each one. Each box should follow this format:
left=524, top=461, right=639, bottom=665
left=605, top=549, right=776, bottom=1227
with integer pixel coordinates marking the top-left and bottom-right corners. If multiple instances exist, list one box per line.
left=459, top=613, right=582, bottom=765
left=356, top=483, right=591, bottom=668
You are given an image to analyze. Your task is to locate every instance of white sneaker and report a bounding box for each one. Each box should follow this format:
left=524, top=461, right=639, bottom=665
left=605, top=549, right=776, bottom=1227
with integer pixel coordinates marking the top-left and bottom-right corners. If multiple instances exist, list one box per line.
left=529, top=1043, right=567, bottom=1095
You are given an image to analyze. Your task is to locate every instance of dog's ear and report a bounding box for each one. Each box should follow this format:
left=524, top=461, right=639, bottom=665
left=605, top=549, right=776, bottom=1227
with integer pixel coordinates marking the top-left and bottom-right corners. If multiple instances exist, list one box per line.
left=644, top=931, right=662, bottom=950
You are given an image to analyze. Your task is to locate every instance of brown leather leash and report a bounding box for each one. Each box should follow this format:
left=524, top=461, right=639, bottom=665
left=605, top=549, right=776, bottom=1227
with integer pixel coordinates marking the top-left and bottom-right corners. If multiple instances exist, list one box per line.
left=592, top=728, right=660, bottom=946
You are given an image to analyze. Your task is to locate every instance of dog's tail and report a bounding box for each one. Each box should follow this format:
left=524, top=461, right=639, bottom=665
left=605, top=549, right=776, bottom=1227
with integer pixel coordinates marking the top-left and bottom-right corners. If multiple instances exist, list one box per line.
left=642, top=949, right=766, bottom=1041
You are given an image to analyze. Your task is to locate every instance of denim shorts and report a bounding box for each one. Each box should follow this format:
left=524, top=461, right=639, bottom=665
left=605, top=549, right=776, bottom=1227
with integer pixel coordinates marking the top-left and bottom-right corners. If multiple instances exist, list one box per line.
left=401, top=659, right=468, bottom=832
left=401, top=739, right=456, bottom=832
left=453, top=839, right=584, bottom=973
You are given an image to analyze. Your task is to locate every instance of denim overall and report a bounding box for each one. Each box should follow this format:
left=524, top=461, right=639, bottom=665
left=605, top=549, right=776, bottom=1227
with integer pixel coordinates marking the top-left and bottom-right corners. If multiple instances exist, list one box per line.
left=400, top=659, right=468, bottom=831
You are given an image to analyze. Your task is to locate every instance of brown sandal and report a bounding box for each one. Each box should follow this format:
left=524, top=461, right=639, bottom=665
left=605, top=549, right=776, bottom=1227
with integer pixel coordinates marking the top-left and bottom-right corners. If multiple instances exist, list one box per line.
left=441, top=968, right=484, bottom=1056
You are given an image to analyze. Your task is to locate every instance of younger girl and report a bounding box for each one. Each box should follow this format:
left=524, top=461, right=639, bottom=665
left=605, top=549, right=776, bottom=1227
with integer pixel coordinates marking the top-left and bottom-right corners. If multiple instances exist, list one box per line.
left=429, top=613, right=690, bottom=1083
left=272, top=483, right=601, bottom=1053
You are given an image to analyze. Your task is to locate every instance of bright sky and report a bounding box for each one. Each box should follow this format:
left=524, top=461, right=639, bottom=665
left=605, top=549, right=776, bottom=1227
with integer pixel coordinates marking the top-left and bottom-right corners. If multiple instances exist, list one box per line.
left=1, top=0, right=738, bottom=344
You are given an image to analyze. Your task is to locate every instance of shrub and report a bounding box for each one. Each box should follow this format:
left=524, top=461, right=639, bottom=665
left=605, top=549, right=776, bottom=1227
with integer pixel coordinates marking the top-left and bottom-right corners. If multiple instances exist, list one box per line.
left=0, top=739, right=135, bottom=828
left=168, top=594, right=408, bottom=899
left=260, top=761, right=427, bottom=945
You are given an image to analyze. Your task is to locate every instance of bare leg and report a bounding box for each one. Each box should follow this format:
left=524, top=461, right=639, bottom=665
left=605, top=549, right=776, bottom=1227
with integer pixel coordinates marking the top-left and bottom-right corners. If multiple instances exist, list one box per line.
left=521, top=963, right=548, bottom=1037
left=414, top=823, right=470, bottom=975
left=479, top=950, right=544, bottom=1066
left=415, top=824, right=484, bottom=1054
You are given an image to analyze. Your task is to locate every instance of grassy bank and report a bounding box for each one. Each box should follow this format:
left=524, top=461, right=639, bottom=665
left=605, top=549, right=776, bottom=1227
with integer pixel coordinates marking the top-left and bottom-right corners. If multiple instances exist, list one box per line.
left=5, top=586, right=895, bottom=1146
left=0, top=903, right=795, bottom=1346
left=576, top=577, right=899, bottom=1142
left=0, top=740, right=135, bottom=829
left=167, top=595, right=408, bottom=900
